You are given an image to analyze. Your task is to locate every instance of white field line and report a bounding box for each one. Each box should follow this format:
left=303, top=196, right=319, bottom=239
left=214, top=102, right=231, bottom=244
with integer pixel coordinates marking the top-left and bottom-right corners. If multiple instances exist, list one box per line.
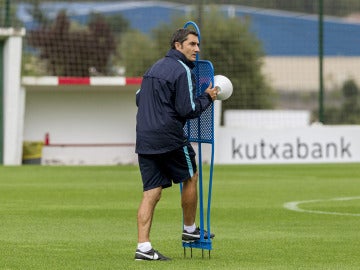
left=283, top=197, right=360, bottom=217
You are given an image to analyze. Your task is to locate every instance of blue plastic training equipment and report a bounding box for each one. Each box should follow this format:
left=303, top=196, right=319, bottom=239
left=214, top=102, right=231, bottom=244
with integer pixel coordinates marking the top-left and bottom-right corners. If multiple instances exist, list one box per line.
left=180, top=21, right=215, bottom=259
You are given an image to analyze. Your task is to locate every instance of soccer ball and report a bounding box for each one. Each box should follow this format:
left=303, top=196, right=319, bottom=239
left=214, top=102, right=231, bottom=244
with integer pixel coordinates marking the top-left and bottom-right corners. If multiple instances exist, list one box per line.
left=214, top=75, right=233, bottom=100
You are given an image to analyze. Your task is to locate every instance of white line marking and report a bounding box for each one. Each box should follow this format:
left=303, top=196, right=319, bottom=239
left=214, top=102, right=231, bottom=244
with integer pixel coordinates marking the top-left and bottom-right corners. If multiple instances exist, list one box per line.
left=283, top=196, right=360, bottom=216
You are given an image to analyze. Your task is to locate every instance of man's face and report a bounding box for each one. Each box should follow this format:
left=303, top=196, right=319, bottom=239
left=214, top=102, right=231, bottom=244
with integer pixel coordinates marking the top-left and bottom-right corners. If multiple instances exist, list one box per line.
left=175, top=34, right=200, bottom=62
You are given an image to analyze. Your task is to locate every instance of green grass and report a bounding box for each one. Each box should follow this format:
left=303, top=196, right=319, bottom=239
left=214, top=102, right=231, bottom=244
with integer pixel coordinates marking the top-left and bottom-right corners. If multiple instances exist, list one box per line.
left=0, top=164, right=360, bottom=269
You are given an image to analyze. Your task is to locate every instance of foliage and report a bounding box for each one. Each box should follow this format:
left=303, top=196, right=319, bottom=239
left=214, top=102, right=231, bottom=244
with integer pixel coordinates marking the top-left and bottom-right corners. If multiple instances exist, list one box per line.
left=200, top=8, right=273, bottom=110
left=0, top=0, right=21, bottom=27
left=21, top=53, right=48, bottom=76
left=26, top=11, right=117, bottom=76
left=117, top=30, right=157, bottom=77
left=122, top=8, right=274, bottom=110
left=99, top=12, right=130, bottom=35
left=339, top=79, right=360, bottom=123
left=323, top=79, right=360, bottom=124
left=27, top=0, right=50, bottom=26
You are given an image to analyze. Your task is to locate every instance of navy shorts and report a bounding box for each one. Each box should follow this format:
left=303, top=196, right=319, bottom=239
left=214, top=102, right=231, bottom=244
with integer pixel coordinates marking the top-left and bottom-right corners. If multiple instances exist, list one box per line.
left=138, top=143, right=197, bottom=191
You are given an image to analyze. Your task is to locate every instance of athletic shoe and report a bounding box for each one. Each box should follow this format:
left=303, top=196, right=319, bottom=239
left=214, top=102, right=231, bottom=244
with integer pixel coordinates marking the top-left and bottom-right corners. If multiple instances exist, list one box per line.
left=134, top=248, right=171, bottom=261
left=182, top=227, right=215, bottom=242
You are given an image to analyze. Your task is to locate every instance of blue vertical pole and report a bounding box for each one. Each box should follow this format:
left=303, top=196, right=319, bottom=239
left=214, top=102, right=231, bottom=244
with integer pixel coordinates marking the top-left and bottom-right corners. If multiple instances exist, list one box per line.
left=182, top=21, right=214, bottom=257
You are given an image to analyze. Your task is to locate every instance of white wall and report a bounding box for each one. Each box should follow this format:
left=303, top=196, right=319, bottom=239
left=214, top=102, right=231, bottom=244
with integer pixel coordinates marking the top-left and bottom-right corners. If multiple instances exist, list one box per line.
left=263, top=57, right=360, bottom=91
left=24, top=88, right=136, bottom=143
left=24, top=86, right=138, bottom=165
left=224, top=109, right=310, bottom=129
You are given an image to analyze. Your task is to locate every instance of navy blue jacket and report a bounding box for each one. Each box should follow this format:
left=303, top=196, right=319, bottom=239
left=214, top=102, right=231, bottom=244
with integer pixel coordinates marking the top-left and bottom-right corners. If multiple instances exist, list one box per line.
left=135, top=49, right=213, bottom=154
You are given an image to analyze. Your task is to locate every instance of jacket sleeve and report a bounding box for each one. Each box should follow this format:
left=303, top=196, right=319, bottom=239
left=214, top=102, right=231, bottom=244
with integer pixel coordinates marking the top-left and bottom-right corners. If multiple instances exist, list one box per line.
left=174, top=72, right=213, bottom=119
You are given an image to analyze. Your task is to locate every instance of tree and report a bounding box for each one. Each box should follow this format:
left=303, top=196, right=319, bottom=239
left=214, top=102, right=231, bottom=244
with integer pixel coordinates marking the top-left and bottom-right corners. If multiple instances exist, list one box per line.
left=117, top=30, right=157, bottom=77
left=199, top=8, right=273, bottom=110
left=323, top=79, right=360, bottom=124
left=26, top=0, right=50, bottom=26
left=340, top=79, right=360, bottom=124
left=27, top=11, right=116, bottom=76
left=149, top=8, right=274, bottom=111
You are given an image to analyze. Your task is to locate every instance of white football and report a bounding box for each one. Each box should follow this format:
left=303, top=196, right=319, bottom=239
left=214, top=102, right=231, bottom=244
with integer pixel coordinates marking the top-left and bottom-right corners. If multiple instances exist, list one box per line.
left=214, top=75, right=233, bottom=100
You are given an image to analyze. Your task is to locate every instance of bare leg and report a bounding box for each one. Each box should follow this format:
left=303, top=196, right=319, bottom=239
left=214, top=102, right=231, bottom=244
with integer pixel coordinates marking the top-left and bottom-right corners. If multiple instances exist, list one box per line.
left=181, top=172, right=198, bottom=226
left=137, top=187, right=162, bottom=243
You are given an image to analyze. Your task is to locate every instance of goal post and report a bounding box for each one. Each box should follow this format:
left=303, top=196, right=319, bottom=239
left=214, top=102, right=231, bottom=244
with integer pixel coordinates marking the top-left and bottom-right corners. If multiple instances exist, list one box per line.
left=0, top=27, right=25, bottom=165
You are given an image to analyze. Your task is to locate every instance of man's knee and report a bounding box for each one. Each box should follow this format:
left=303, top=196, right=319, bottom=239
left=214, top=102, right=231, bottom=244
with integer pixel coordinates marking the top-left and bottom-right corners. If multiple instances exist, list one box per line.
left=143, top=187, right=162, bottom=204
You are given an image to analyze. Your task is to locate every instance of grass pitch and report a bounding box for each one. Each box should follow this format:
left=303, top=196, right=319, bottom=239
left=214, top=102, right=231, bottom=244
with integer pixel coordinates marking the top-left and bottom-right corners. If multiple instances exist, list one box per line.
left=0, top=164, right=360, bottom=269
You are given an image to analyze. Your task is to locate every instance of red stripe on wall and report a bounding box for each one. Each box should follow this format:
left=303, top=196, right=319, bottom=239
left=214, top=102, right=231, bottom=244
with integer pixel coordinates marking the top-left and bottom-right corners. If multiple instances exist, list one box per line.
left=58, top=77, right=90, bottom=85
left=126, top=77, right=142, bottom=85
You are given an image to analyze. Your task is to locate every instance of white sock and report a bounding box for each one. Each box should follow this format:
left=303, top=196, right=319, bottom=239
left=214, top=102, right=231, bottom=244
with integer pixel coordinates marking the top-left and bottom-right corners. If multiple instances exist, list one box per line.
left=184, top=223, right=196, bottom=233
left=137, top=242, right=152, bottom=252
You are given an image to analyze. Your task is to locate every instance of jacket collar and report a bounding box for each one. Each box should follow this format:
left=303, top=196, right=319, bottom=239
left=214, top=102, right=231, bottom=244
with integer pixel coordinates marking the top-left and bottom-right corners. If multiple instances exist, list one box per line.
left=166, top=49, right=195, bottom=69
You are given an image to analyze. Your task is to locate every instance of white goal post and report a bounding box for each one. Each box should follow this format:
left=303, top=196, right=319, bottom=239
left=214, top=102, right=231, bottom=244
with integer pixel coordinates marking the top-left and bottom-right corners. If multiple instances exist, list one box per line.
left=0, top=28, right=26, bottom=165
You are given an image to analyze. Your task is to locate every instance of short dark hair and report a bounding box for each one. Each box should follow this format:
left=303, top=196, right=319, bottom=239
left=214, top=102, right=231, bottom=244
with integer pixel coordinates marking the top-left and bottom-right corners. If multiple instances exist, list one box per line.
left=170, top=28, right=198, bottom=49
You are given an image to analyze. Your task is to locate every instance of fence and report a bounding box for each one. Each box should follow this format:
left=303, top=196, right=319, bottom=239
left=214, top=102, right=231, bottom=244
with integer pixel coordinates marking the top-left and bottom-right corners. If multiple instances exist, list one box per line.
left=1, top=0, right=360, bottom=125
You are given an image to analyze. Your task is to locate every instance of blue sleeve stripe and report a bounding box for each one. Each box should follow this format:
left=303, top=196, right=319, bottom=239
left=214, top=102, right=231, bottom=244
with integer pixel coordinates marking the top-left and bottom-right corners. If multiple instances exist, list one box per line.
left=183, top=145, right=194, bottom=178
left=177, top=60, right=195, bottom=111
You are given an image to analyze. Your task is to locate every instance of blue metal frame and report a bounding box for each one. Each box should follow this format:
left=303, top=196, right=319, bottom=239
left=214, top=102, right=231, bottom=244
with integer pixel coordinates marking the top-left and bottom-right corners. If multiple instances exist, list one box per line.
left=181, top=21, right=215, bottom=255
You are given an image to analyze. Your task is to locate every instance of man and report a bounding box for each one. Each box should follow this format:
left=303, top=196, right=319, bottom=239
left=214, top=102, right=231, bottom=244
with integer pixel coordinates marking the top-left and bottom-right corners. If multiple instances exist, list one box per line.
left=135, top=28, right=218, bottom=261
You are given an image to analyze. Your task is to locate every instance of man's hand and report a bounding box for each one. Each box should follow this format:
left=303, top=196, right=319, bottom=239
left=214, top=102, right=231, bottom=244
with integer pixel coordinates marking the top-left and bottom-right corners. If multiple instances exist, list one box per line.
left=205, top=82, right=219, bottom=101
